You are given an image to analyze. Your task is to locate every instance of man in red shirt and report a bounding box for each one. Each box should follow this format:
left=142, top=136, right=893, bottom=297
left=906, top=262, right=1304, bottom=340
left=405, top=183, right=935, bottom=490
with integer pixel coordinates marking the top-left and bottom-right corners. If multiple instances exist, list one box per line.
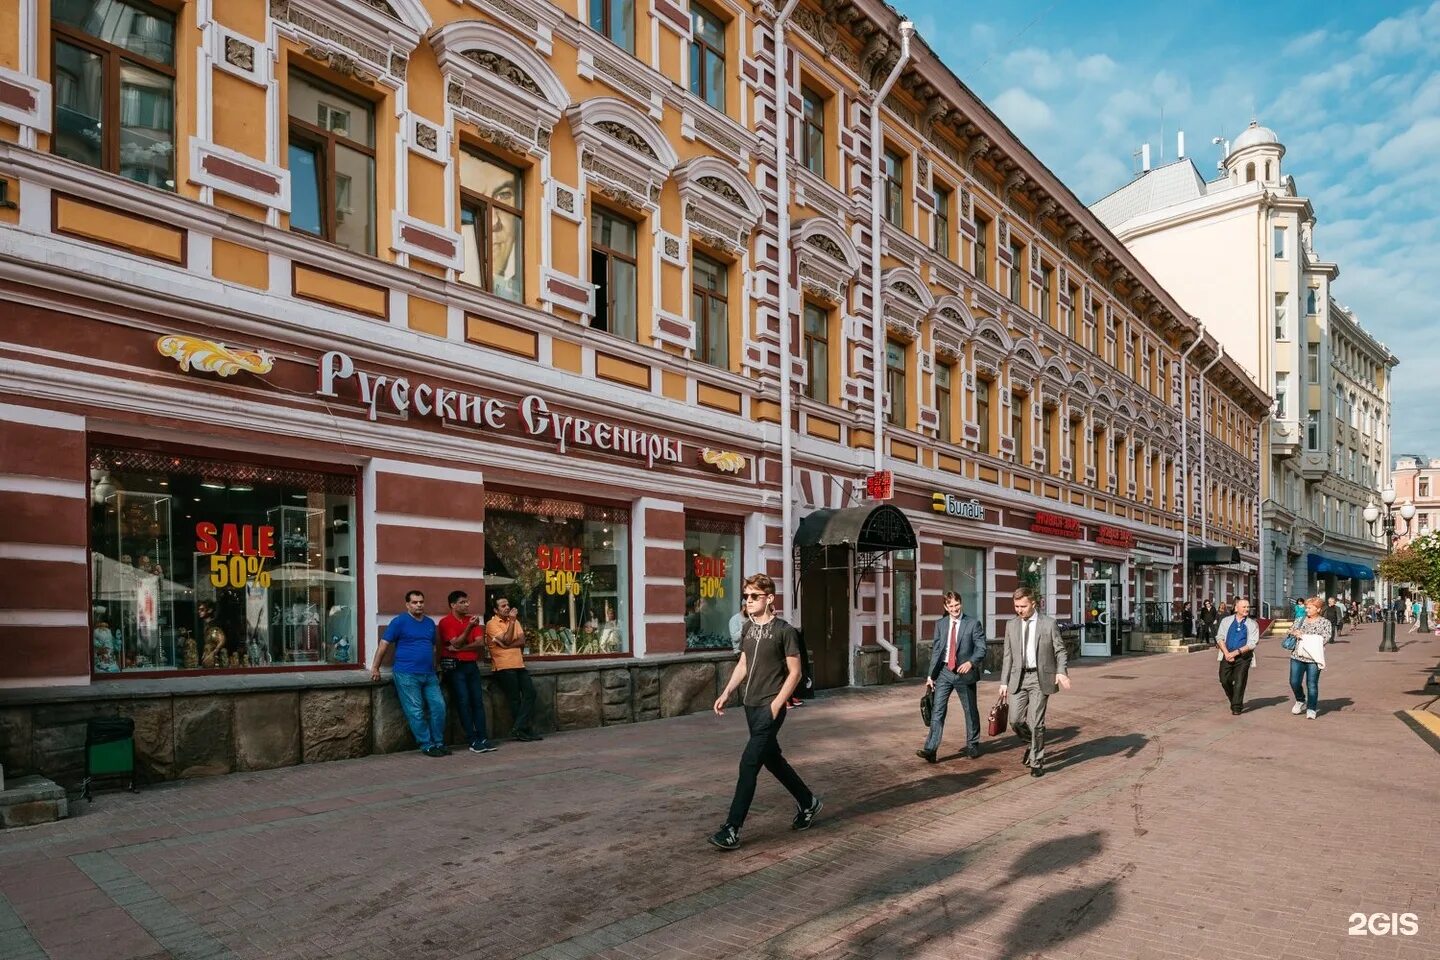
left=438, top=590, right=495, bottom=753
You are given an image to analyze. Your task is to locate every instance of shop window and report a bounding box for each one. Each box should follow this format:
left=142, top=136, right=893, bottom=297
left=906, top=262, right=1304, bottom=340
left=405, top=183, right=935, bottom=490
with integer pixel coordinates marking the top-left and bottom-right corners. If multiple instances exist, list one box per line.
left=692, top=252, right=730, bottom=369
left=287, top=69, right=376, bottom=255
left=885, top=338, right=907, bottom=427
left=589, top=0, right=636, bottom=53
left=88, top=446, right=358, bottom=674
left=942, top=544, right=986, bottom=622
left=803, top=301, right=830, bottom=403
left=684, top=517, right=741, bottom=650
left=933, top=184, right=952, bottom=258
left=1018, top=555, right=1046, bottom=606
left=592, top=207, right=639, bottom=340
left=801, top=85, right=826, bottom=178
left=935, top=362, right=953, bottom=441
left=689, top=3, right=726, bottom=112
left=459, top=148, right=524, bottom=303
left=52, top=0, right=177, bottom=190
left=483, top=492, right=630, bottom=657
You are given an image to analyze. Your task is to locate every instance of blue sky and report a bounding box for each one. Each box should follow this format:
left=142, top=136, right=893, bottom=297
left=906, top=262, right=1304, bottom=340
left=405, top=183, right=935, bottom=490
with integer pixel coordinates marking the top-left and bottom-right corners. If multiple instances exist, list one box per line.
left=901, top=0, right=1439, bottom=462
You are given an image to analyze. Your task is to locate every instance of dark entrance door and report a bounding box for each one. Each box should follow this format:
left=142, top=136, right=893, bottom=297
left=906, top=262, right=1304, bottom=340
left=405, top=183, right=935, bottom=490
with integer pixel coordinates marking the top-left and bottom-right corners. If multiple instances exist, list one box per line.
left=892, top=551, right=917, bottom=676
left=799, top=544, right=851, bottom=690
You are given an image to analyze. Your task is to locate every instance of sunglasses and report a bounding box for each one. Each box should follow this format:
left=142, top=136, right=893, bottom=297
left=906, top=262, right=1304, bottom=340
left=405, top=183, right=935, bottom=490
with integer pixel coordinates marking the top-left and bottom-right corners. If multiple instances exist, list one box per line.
left=742, top=593, right=768, bottom=601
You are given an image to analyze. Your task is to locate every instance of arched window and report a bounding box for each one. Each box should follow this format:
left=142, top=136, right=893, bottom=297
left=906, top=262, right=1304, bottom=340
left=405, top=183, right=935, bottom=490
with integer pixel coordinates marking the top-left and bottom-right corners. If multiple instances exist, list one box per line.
left=1245, top=162, right=1255, bottom=183
left=1264, top=160, right=1272, bottom=180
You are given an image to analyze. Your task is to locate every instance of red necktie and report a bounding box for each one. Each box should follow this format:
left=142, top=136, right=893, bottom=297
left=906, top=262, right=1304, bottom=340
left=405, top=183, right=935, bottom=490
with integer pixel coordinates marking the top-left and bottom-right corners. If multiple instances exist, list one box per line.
left=946, top=618, right=958, bottom=671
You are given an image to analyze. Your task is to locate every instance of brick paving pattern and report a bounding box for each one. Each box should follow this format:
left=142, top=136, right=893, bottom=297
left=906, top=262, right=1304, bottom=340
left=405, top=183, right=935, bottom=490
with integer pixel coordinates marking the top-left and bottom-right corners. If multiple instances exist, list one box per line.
left=2, top=623, right=1437, bottom=960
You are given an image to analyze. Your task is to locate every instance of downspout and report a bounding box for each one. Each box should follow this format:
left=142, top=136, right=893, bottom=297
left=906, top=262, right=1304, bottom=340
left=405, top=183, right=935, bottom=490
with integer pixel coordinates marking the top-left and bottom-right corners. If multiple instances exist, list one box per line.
left=1197, top=344, right=1225, bottom=603
left=1178, top=324, right=1205, bottom=620
left=869, top=21, right=914, bottom=471
left=865, top=21, right=913, bottom=684
left=775, top=0, right=800, bottom=619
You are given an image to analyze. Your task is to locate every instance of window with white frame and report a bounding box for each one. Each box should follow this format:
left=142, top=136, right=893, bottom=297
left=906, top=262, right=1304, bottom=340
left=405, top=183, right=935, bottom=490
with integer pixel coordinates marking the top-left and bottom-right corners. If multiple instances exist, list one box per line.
left=1274, top=372, right=1288, bottom=419
left=1273, top=226, right=1286, bottom=258
left=1274, top=293, right=1288, bottom=339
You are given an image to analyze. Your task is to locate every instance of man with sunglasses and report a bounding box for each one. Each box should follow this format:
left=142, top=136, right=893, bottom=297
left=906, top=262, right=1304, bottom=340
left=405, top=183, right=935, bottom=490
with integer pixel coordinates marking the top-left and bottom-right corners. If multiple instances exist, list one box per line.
left=708, top=574, right=821, bottom=851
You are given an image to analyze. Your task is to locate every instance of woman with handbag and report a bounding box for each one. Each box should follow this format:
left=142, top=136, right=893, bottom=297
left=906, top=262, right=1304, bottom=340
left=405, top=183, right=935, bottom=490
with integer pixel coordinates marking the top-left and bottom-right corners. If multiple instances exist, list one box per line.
left=1285, top=596, right=1331, bottom=719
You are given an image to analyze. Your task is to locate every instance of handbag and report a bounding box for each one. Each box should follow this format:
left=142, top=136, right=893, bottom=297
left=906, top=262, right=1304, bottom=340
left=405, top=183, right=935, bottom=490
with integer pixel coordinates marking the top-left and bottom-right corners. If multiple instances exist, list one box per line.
left=921, top=688, right=934, bottom=726
left=987, top=696, right=1009, bottom=737
left=1280, top=636, right=1297, bottom=651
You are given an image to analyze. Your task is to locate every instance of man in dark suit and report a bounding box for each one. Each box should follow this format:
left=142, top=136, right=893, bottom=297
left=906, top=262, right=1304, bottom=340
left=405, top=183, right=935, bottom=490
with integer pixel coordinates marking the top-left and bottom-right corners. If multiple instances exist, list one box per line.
left=998, top=586, right=1071, bottom=777
left=917, top=591, right=987, bottom=762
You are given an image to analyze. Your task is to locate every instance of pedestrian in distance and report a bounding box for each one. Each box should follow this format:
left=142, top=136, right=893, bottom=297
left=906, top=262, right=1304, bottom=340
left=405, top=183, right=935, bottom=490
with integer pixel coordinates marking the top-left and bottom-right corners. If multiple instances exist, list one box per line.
left=1215, top=597, right=1260, bottom=715
left=917, top=591, right=987, bottom=763
left=1409, top=598, right=1422, bottom=633
left=486, top=596, right=543, bottom=742
left=1286, top=596, right=1330, bottom=719
left=708, top=574, right=821, bottom=851
left=371, top=590, right=449, bottom=757
left=1197, top=599, right=1218, bottom=643
left=1324, top=597, right=1344, bottom=640
left=437, top=590, right=496, bottom=754
left=997, top=586, right=1071, bottom=778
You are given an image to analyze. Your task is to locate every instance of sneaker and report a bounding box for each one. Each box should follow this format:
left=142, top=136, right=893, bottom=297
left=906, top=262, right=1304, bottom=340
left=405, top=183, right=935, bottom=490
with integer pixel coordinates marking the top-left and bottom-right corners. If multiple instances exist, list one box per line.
left=707, top=825, right=740, bottom=851
left=791, top=796, right=823, bottom=831
left=422, top=745, right=445, bottom=757
left=435, top=744, right=452, bottom=756
left=1291, top=702, right=1306, bottom=715
left=1306, top=709, right=1317, bottom=720
left=787, top=697, right=805, bottom=708
left=469, top=740, right=497, bottom=753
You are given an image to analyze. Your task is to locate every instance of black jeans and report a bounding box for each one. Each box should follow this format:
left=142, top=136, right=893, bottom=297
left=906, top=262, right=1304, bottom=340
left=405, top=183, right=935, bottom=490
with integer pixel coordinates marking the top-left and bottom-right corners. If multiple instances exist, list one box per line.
left=446, top=661, right=489, bottom=745
left=494, top=667, right=536, bottom=736
left=1218, top=651, right=1253, bottom=710
left=726, top=705, right=812, bottom=829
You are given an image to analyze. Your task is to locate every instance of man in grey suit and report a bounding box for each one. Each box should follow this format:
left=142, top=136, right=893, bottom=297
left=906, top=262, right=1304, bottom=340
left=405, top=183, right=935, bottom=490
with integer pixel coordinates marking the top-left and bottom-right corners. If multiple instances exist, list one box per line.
left=997, top=586, right=1071, bottom=777
left=917, top=591, right=987, bottom=762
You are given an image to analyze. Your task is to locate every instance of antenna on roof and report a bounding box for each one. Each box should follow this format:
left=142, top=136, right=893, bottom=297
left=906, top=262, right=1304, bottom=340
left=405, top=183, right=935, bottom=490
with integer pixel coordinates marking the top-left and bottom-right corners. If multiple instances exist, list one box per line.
left=1211, top=133, right=1229, bottom=172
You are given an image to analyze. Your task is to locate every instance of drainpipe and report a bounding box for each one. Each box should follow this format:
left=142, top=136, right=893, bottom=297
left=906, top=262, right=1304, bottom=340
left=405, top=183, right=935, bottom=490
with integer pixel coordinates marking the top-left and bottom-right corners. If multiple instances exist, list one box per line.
left=1197, top=343, right=1225, bottom=604
left=1178, top=324, right=1205, bottom=624
left=869, top=21, right=914, bottom=471
left=775, top=0, right=800, bottom=615
left=863, top=21, right=913, bottom=685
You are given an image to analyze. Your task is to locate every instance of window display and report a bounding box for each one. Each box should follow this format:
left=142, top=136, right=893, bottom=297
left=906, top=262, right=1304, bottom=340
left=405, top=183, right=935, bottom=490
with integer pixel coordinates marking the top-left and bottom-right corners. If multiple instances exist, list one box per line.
left=1018, top=554, right=1047, bottom=606
left=88, top=447, right=357, bottom=673
left=942, top=544, right=986, bottom=622
left=484, top=492, right=630, bottom=657
left=685, top=518, right=741, bottom=650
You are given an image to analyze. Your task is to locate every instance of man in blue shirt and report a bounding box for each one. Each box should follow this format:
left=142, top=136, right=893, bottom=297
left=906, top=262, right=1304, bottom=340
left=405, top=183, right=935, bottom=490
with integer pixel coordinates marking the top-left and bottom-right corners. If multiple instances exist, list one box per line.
left=371, top=590, right=448, bottom=756
left=1214, top=597, right=1260, bottom=715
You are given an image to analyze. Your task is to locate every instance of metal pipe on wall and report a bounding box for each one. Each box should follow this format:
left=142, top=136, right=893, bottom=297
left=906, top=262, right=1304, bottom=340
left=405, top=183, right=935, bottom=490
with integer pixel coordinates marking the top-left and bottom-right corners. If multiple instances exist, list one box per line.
left=1178, top=324, right=1205, bottom=624
left=774, top=0, right=800, bottom=614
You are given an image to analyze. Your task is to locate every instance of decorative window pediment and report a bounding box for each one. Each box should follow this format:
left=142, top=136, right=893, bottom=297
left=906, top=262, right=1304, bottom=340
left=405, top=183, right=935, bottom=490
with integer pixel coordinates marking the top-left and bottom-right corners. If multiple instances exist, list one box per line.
left=432, top=21, right=568, bottom=158
left=675, top=157, right=762, bottom=259
left=882, top=267, right=930, bottom=341
left=570, top=98, right=676, bottom=213
left=796, top=218, right=860, bottom=307
left=270, top=0, right=429, bottom=85
left=929, top=297, right=971, bottom=361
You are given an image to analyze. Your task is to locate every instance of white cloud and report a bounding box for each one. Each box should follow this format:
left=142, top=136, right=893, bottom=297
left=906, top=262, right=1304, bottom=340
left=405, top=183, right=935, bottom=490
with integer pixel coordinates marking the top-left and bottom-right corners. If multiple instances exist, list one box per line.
left=1373, top=117, right=1440, bottom=171
left=1003, top=48, right=1065, bottom=90
left=992, top=87, right=1055, bottom=137
left=1282, top=29, right=1328, bottom=57
left=1076, top=54, right=1118, bottom=82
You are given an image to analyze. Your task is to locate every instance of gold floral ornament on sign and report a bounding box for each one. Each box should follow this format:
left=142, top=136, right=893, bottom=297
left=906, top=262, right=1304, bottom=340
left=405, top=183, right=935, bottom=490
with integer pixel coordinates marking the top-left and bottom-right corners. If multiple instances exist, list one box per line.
left=156, top=335, right=275, bottom=378
left=700, top=449, right=747, bottom=474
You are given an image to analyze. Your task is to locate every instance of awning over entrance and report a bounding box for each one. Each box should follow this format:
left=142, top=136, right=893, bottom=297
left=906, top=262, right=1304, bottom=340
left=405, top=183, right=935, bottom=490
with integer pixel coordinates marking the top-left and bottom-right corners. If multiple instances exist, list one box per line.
left=1307, top=553, right=1375, bottom=581
left=794, top=504, right=918, bottom=553
left=1189, top=546, right=1241, bottom=566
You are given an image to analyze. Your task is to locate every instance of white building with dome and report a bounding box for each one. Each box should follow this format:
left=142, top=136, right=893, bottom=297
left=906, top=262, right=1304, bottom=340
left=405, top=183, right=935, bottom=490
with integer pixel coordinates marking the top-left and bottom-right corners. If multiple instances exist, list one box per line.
left=1092, top=122, right=1396, bottom=613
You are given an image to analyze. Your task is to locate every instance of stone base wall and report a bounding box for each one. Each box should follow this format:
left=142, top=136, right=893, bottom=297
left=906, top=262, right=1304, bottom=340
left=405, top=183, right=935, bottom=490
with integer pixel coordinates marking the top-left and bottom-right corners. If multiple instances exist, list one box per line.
left=0, top=654, right=738, bottom=789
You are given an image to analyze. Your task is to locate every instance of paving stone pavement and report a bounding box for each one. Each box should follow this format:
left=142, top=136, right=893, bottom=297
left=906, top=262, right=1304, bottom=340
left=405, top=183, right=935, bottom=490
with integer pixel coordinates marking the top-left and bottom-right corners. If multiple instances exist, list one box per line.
left=2, top=623, right=1438, bottom=960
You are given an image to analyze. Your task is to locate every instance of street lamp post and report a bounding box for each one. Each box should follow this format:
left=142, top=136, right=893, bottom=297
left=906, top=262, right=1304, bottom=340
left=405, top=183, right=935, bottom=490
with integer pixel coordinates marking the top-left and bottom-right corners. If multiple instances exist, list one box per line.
left=1363, top=487, right=1416, bottom=653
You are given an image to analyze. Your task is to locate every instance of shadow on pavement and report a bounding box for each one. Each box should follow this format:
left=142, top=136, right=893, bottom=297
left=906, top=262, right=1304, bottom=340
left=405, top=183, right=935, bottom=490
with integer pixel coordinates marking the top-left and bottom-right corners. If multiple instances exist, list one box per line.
left=996, top=875, right=1122, bottom=960
left=1045, top=734, right=1148, bottom=773
left=1318, top=697, right=1355, bottom=713
left=848, top=767, right=1000, bottom=816
left=1242, top=696, right=1290, bottom=711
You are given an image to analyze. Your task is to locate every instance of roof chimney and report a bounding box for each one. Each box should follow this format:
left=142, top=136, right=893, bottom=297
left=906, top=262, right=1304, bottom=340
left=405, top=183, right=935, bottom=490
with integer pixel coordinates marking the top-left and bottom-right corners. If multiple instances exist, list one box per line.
left=1141, top=143, right=1151, bottom=172
left=1177, top=131, right=1185, bottom=159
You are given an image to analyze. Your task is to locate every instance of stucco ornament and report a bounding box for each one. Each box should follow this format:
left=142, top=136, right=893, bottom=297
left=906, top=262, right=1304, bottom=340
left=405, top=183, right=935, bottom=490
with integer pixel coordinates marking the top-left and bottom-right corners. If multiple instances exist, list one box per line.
left=156, top=335, right=275, bottom=377
left=700, top=449, right=747, bottom=474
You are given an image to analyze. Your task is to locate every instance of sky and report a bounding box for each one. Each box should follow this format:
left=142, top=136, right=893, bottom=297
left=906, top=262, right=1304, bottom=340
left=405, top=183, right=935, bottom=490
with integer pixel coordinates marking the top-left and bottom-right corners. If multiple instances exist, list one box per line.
left=900, top=0, right=1439, bottom=464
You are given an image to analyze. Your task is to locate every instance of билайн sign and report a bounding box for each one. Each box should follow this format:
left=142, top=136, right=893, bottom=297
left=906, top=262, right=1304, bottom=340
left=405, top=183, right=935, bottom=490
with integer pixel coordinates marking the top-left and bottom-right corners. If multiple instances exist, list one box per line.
left=932, top=492, right=985, bottom=520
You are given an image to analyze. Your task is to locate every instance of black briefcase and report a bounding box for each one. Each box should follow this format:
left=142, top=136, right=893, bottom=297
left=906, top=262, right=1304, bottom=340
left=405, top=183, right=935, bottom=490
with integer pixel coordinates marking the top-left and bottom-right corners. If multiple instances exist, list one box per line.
left=921, top=688, right=934, bottom=726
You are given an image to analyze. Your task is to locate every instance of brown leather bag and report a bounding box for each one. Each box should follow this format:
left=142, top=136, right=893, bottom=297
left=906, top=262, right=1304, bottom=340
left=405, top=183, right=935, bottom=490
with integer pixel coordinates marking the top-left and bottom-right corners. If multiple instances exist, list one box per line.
left=986, top=696, right=1009, bottom=737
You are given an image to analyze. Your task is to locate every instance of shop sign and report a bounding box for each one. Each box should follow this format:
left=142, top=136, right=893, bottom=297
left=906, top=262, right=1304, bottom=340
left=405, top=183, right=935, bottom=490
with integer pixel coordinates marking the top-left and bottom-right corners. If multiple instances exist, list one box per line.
left=931, top=492, right=985, bottom=521
left=864, top=470, right=893, bottom=501
left=317, top=351, right=683, bottom=468
left=693, top=554, right=728, bottom=598
left=194, top=522, right=276, bottom=588
left=1031, top=510, right=1082, bottom=539
left=1095, top=525, right=1136, bottom=549
left=536, top=545, right=583, bottom=595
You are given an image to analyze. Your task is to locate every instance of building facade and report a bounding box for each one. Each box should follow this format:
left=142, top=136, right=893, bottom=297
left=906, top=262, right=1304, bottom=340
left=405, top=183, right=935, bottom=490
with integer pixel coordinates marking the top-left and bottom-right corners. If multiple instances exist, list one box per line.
left=1392, top=456, right=1440, bottom=548
left=1093, top=123, right=1395, bottom=611
left=0, top=0, right=1264, bottom=785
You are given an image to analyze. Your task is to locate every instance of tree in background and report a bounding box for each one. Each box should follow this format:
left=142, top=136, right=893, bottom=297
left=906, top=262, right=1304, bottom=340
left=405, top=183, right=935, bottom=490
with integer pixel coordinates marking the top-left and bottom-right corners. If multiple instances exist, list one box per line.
left=1378, top=532, right=1440, bottom=598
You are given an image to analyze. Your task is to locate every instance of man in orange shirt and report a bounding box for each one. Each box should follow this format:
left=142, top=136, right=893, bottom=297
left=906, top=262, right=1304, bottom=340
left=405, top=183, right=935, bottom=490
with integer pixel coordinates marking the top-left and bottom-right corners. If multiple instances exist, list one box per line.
left=486, top=596, right=542, bottom=742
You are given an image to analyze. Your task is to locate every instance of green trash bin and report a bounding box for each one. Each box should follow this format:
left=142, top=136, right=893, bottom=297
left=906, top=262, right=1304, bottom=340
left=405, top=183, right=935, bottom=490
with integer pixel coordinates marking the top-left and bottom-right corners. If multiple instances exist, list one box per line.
left=82, top=717, right=136, bottom=800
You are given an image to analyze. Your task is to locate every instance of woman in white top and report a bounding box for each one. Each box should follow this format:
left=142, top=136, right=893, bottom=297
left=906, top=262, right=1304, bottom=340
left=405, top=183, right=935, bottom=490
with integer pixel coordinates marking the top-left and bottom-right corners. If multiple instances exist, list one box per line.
left=1286, top=596, right=1331, bottom=719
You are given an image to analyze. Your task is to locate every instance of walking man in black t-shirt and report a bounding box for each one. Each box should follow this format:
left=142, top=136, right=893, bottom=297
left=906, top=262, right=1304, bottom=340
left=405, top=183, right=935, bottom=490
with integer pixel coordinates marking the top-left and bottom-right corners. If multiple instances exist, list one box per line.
left=708, top=574, right=821, bottom=851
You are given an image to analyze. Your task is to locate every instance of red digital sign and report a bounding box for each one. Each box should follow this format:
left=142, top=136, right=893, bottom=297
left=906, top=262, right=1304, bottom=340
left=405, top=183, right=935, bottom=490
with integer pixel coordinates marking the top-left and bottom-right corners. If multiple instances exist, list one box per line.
left=1095, top=525, right=1136, bottom=549
left=1030, top=511, right=1082, bottom=539
left=865, top=470, right=893, bottom=501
